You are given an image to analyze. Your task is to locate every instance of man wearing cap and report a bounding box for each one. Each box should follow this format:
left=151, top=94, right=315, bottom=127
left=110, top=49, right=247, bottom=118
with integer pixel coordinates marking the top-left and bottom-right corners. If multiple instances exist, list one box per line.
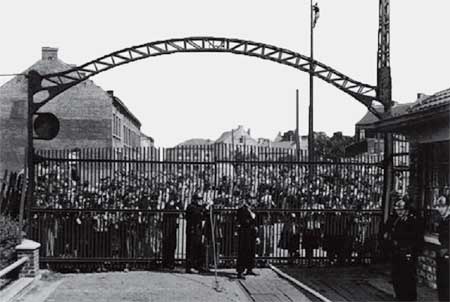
left=185, top=194, right=204, bottom=273
left=383, top=198, right=422, bottom=301
left=236, top=200, right=258, bottom=279
left=436, top=195, right=449, bottom=302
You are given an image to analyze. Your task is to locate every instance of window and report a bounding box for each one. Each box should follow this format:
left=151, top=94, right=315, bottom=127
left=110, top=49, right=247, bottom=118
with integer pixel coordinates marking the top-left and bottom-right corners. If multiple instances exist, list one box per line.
left=359, top=129, right=366, bottom=140
left=423, top=141, right=449, bottom=209
left=112, top=113, right=122, bottom=139
left=112, top=113, right=116, bottom=135
left=123, top=125, right=127, bottom=144
left=131, top=131, right=136, bottom=146
left=422, top=141, right=449, bottom=234
left=117, top=117, right=122, bottom=138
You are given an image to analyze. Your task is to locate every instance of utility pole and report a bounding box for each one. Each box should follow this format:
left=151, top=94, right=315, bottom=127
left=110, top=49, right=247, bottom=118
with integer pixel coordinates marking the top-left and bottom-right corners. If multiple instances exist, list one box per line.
left=308, top=1, right=319, bottom=205
left=377, top=0, right=394, bottom=223
left=26, top=71, right=37, bottom=229
left=295, top=89, right=301, bottom=158
left=308, top=0, right=317, bottom=164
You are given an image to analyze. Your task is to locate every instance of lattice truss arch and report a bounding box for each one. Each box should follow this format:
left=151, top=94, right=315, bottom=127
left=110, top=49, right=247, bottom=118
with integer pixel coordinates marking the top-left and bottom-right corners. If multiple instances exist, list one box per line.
left=29, top=37, right=381, bottom=118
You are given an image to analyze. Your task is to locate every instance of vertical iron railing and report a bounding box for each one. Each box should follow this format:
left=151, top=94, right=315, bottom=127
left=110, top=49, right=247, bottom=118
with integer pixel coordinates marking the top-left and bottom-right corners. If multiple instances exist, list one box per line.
left=30, top=208, right=382, bottom=269
left=30, top=145, right=385, bottom=270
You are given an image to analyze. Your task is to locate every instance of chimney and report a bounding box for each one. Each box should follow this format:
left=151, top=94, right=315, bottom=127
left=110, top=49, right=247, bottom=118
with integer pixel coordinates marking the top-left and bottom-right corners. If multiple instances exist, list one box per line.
left=107, top=90, right=114, bottom=97
left=42, top=47, right=58, bottom=61
left=417, top=93, right=429, bottom=100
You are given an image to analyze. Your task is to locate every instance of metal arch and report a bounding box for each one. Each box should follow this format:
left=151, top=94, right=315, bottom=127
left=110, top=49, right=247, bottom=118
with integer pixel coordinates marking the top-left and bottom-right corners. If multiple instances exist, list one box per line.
left=30, top=36, right=381, bottom=118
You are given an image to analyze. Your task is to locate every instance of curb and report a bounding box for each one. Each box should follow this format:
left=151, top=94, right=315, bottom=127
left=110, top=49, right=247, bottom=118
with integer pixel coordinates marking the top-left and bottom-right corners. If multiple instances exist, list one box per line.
left=268, top=264, right=332, bottom=302
left=2, top=275, right=40, bottom=302
left=237, top=279, right=256, bottom=302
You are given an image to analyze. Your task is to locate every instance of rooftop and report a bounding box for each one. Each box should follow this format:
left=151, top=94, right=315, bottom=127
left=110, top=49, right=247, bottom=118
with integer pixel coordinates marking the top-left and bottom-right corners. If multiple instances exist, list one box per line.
left=356, top=102, right=412, bottom=126
left=108, top=90, right=141, bottom=128
left=408, top=87, right=450, bottom=113
left=177, top=138, right=214, bottom=146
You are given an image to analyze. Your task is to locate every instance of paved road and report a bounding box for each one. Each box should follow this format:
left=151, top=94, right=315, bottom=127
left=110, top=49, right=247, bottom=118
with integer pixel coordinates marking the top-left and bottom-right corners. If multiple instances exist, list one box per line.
left=16, top=270, right=249, bottom=302
left=238, top=269, right=311, bottom=302
left=15, top=268, right=310, bottom=302
left=279, top=265, right=439, bottom=302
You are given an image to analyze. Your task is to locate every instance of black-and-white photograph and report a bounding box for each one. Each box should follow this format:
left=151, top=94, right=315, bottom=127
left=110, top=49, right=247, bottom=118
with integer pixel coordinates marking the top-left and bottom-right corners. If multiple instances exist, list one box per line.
left=0, top=1, right=449, bottom=301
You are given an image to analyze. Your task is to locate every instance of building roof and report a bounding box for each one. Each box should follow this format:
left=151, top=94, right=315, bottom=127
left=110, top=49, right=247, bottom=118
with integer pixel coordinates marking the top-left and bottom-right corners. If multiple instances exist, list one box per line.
left=356, top=102, right=412, bottom=126
left=271, top=141, right=296, bottom=149
left=177, top=138, right=213, bottom=147
left=366, top=87, right=450, bottom=132
left=109, top=91, right=141, bottom=128
left=140, top=132, right=154, bottom=143
left=1, top=47, right=143, bottom=129
left=408, top=88, right=450, bottom=113
left=215, top=125, right=258, bottom=145
left=0, top=52, right=76, bottom=91
left=274, top=132, right=283, bottom=142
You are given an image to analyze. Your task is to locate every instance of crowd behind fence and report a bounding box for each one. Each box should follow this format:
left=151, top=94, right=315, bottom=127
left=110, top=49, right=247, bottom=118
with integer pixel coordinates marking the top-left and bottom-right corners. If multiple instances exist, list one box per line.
left=28, top=145, right=389, bottom=269
left=34, top=145, right=387, bottom=211
left=26, top=145, right=433, bottom=269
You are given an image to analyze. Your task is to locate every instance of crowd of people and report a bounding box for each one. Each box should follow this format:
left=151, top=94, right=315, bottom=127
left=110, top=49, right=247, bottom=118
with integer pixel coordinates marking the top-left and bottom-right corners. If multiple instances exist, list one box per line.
left=31, top=157, right=390, bottom=267
left=33, top=156, right=387, bottom=211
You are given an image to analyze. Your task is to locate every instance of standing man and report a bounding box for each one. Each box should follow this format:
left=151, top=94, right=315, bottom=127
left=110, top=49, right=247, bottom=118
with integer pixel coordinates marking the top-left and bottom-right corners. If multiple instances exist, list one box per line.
left=185, top=194, right=204, bottom=273
left=236, top=200, right=258, bottom=279
left=436, top=195, right=449, bottom=302
left=383, top=198, right=422, bottom=301
left=162, top=198, right=179, bottom=269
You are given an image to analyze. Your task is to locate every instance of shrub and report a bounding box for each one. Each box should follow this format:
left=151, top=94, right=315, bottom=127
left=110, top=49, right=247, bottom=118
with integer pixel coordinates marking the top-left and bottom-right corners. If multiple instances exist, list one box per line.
left=0, top=215, right=21, bottom=270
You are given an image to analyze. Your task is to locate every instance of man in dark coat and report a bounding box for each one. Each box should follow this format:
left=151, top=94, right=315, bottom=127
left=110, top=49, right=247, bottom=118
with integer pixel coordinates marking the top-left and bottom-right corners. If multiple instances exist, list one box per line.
left=162, top=199, right=179, bottom=269
left=383, top=199, right=423, bottom=301
left=436, top=195, right=450, bottom=302
left=185, top=194, right=204, bottom=273
left=236, top=200, right=258, bottom=279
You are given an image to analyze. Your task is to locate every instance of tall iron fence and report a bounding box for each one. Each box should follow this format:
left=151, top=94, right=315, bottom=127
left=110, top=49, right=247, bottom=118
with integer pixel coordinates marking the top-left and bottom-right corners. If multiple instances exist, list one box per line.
left=30, top=145, right=388, bottom=270
left=30, top=208, right=383, bottom=270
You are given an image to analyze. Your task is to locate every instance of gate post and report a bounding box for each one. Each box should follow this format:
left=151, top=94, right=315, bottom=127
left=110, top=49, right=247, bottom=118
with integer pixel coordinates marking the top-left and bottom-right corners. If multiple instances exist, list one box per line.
left=25, top=70, right=41, bottom=228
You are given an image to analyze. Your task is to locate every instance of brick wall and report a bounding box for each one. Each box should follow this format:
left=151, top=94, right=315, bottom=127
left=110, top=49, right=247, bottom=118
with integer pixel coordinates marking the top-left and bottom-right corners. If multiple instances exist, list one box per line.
left=0, top=48, right=114, bottom=174
left=16, top=239, right=41, bottom=278
left=34, top=79, right=113, bottom=151
left=417, top=241, right=439, bottom=289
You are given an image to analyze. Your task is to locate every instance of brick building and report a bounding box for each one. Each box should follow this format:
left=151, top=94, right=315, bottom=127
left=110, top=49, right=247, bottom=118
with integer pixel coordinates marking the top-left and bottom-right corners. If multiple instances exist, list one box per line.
left=0, top=47, right=149, bottom=174
left=167, top=126, right=309, bottom=162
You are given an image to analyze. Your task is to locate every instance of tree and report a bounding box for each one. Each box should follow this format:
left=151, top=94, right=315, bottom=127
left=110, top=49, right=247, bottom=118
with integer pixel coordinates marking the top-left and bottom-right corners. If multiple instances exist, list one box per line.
left=313, top=131, right=355, bottom=160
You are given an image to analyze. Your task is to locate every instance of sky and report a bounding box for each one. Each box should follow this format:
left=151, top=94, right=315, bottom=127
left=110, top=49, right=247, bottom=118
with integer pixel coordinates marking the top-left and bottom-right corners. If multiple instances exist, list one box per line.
left=0, top=0, right=449, bottom=147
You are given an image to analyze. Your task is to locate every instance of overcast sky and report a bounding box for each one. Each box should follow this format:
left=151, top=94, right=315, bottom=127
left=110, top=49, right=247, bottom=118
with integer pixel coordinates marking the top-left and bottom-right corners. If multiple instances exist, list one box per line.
left=1, top=0, right=449, bottom=147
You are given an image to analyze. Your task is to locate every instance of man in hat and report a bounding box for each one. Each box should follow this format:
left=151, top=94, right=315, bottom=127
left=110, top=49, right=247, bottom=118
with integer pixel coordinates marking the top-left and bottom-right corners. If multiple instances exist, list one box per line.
left=236, top=199, right=258, bottom=279
left=435, top=194, right=449, bottom=302
left=185, top=193, right=204, bottom=273
left=383, top=197, right=422, bottom=301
